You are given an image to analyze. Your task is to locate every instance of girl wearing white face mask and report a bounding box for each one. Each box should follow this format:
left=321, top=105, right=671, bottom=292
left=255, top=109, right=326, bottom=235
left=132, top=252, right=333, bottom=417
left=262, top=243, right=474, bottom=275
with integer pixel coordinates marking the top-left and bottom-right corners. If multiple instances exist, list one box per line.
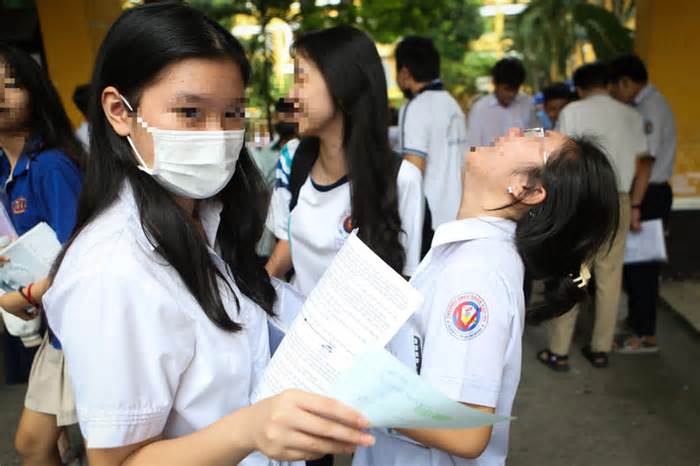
left=43, top=4, right=373, bottom=466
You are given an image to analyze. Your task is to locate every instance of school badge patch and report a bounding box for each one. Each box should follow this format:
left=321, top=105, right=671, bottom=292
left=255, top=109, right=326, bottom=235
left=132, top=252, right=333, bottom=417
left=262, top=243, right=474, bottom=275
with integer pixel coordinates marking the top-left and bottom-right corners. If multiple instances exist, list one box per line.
left=12, top=197, right=27, bottom=214
left=445, top=293, right=488, bottom=340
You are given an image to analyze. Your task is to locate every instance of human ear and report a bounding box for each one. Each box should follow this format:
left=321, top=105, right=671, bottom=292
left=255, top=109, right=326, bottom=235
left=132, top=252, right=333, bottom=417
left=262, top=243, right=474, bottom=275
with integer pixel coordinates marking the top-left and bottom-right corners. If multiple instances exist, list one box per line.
left=101, top=86, right=131, bottom=137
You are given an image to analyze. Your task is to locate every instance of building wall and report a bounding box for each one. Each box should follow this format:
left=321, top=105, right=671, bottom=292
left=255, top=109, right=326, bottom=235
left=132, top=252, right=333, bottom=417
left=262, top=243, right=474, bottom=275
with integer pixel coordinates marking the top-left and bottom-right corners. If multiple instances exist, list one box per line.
left=636, top=0, right=700, bottom=207
left=35, top=0, right=122, bottom=127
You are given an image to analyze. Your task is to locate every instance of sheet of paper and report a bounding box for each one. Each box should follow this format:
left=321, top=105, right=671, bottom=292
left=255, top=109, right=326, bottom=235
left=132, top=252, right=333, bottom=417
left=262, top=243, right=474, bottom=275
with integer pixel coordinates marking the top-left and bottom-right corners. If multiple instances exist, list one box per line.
left=253, top=232, right=423, bottom=401
left=329, top=346, right=512, bottom=429
left=0, top=222, right=61, bottom=292
left=624, top=219, right=668, bottom=264
left=268, top=278, right=307, bottom=355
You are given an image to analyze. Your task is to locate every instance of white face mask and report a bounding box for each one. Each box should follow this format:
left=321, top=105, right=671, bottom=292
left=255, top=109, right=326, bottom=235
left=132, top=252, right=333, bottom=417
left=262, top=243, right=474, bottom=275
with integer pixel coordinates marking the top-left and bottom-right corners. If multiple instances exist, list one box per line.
left=120, top=96, right=244, bottom=199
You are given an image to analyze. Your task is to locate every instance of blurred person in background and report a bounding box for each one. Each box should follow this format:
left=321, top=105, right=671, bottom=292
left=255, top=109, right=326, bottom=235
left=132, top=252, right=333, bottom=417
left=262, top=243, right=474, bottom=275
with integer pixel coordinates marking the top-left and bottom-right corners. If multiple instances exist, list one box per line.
left=466, top=57, right=538, bottom=147
left=610, top=54, right=676, bottom=354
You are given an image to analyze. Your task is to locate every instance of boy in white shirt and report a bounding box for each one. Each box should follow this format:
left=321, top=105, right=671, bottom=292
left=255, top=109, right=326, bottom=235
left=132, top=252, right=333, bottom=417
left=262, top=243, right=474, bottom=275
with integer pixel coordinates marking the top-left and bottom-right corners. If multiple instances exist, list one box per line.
left=466, top=58, right=538, bottom=148
left=395, top=36, right=467, bottom=228
left=541, top=62, right=652, bottom=371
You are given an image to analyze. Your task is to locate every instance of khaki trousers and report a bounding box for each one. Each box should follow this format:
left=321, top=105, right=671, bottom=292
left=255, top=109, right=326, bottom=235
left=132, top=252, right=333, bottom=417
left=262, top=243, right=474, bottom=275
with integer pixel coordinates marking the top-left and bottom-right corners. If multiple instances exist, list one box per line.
left=548, top=194, right=631, bottom=354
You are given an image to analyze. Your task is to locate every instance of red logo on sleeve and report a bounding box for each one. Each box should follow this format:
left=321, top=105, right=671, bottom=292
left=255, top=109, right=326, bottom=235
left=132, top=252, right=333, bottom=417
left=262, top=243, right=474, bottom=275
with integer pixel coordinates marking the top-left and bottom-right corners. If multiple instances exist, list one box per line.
left=444, top=293, right=489, bottom=340
left=12, top=197, right=27, bottom=214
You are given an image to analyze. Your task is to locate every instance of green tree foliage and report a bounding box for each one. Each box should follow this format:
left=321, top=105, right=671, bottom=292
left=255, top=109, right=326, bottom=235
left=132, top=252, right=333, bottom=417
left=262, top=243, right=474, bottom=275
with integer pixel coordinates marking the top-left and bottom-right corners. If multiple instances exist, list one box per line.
left=188, top=0, right=483, bottom=130
left=511, top=0, right=634, bottom=90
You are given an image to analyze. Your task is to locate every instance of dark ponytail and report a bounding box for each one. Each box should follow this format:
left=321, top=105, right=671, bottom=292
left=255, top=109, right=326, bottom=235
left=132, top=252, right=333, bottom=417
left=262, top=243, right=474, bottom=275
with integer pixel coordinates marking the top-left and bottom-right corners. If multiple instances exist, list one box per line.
left=517, top=137, right=620, bottom=323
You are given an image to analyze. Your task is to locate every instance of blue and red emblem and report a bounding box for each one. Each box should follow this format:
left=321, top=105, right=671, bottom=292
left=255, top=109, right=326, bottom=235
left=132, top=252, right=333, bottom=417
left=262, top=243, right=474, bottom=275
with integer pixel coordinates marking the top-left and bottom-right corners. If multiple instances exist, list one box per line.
left=444, top=293, right=488, bottom=340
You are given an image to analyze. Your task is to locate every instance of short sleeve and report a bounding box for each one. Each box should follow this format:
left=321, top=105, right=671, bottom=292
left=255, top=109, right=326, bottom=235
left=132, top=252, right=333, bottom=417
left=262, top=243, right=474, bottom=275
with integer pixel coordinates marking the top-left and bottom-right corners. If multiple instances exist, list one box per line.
left=45, top=251, right=195, bottom=448
left=420, top=265, right=515, bottom=408
left=629, top=112, right=650, bottom=159
left=401, top=103, right=430, bottom=158
left=640, top=103, right=662, bottom=159
left=266, top=140, right=300, bottom=240
left=396, top=161, right=425, bottom=277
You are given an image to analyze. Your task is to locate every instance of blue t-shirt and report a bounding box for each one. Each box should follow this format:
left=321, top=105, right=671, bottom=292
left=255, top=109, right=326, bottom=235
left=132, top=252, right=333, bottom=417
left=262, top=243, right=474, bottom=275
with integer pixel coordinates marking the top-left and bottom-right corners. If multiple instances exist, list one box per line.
left=0, top=143, right=82, bottom=348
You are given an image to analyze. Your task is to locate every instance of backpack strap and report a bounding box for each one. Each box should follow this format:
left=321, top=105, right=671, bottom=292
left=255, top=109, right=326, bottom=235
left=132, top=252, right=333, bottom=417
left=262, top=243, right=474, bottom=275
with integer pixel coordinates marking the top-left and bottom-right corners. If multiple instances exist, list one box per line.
left=288, top=137, right=320, bottom=211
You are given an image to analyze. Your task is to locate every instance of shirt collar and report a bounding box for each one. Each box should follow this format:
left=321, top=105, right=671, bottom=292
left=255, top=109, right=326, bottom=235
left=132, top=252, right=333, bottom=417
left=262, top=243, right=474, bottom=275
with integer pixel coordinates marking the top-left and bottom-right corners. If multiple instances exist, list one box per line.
left=634, top=83, right=654, bottom=106
left=431, top=217, right=516, bottom=248
left=487, top=92, right=524, bottom=108
left=0, top=137, right=42, bottom=180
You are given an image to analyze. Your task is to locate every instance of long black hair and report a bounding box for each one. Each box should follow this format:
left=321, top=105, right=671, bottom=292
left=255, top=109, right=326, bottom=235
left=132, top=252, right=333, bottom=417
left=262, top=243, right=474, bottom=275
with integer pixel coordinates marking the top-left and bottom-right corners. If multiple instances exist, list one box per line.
left=0, top=43, right=85, bottom=168
left=292, top=26, right=405, bottom=273
left=516, top=137, right=620, bottom=323
left=52, top=3, right=274, bottom=331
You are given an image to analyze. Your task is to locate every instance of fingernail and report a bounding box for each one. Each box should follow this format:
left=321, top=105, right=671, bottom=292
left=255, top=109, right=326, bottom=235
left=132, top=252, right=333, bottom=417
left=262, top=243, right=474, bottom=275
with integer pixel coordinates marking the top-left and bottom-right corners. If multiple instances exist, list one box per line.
left=358, top=416, right=370, bottom=428
left=362, top=434, right=375, bottom=446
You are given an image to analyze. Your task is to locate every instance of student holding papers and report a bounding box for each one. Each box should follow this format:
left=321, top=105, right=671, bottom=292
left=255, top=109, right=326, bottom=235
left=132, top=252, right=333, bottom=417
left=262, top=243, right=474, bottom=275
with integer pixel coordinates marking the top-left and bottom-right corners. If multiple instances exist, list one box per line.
left=44, top=5, right=373, bottom=466
left=264, top=26, right=425, bottom=295
left=353, top=129, right=621, bottom=466
left=0, top=44, right=84, bottom=466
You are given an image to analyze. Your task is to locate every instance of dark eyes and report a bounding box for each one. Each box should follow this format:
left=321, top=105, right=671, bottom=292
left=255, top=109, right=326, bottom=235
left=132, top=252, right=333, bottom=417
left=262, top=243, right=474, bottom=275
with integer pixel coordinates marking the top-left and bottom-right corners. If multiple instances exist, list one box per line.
left=175, top=107, right=202, bottom=119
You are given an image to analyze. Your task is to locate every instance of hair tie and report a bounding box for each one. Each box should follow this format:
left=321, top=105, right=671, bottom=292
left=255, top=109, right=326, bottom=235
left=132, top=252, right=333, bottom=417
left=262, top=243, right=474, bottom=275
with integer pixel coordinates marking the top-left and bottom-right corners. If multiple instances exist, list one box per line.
left=571, top=263, right=591, bottom=289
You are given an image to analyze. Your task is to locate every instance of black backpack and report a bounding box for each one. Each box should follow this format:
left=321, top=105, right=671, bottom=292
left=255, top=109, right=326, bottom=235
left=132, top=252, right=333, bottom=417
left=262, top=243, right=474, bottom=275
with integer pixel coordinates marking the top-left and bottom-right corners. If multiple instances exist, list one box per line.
left=287, top=137, right=434, bottom=259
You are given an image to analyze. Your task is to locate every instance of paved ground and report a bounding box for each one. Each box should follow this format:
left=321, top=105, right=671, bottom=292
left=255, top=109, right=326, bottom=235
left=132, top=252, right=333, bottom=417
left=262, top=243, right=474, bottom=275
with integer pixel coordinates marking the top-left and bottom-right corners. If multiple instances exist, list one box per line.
left=2, top=291, right=699, bottom=466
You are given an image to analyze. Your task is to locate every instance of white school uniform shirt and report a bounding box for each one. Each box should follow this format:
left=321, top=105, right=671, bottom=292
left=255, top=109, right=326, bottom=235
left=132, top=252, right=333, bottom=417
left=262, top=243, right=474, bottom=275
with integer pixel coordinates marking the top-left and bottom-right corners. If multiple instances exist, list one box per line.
left=266, top=142, right=424, bottom=296
left=44, top=183, right=298, bottom=466
left=556, top=93, right=649, bottom=193
left=466, top=93, right=538, bottom=147
left=353, top=217, right=525, bottom=466
left=399, top=81, right=467, bottom=228
left=634, top=84, right=677, bottom=183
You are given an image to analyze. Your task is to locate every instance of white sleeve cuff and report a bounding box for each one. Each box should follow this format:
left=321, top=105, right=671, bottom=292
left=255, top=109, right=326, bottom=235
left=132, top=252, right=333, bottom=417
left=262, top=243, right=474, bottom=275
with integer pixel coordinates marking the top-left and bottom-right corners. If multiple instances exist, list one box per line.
left=423, top=373, right=500, bottom=408
left=80, top=409, right=169, bottom=448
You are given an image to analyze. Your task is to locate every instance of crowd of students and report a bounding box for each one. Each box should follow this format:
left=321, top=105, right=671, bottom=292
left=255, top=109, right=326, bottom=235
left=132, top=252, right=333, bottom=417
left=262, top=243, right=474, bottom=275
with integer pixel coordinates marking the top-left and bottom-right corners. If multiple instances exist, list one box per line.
left=0, top=2, right=675, bottom=466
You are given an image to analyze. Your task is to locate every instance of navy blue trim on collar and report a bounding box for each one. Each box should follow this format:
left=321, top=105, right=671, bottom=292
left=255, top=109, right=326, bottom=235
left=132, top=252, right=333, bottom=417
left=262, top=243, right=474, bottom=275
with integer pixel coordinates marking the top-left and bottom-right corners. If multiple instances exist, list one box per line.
left=310, top=175, right=349, bottom=192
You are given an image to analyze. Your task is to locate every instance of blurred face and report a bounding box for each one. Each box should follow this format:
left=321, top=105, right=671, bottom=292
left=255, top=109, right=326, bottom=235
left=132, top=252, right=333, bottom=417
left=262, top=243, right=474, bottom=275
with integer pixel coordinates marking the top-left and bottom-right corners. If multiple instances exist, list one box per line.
left=494, top=83, right=519, bottom=107
left=462, top=128, right=568, bottom=214
left=0, top=58, right=30, bottom=132
left=543, top=98, right=569, bottom=126
left=288, top=54, right=336, bottom=137
left=102, top=57, right=245, bottom=168
left=610, top=77, right=639, bottom=104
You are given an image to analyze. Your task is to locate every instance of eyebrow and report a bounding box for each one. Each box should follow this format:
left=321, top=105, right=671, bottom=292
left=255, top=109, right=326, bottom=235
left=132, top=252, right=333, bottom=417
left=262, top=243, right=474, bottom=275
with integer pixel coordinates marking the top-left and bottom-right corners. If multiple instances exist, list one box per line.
left=172, top=93, right=245, bottom=105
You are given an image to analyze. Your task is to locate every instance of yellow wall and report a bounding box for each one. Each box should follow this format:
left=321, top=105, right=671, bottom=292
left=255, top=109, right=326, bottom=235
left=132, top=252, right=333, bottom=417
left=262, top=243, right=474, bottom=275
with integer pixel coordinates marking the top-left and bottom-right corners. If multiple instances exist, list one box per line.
left=636, top=0, right=700, bottom=204
left=35, top=0, right=122, bottom=127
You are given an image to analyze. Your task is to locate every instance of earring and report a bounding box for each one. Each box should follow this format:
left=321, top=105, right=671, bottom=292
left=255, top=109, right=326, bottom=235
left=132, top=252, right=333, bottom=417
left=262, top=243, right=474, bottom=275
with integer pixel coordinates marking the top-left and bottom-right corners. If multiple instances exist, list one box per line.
left=506, top=186, right=514, bottom=194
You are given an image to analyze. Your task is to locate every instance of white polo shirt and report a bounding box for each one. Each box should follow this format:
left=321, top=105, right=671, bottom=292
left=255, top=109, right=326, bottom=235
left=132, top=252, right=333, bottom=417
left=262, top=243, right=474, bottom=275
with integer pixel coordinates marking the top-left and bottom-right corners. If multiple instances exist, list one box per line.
left=266, top=142, right=424, bottom=296
left=399, top=83, right=467, bottom=228
left=353, top=217, right=525, bottom=466
left=634, top=84, right=677, bottom=183
left=557, top=93, right=649, bottom=192
left=466, top=93, right=538, bottom=147
left=44, top=183, right=297, bottom=466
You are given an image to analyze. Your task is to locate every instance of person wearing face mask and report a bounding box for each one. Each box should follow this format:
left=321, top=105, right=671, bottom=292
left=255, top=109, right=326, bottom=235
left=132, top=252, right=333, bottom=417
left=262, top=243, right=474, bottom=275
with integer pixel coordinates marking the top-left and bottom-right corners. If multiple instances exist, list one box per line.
left=352, top=129, right=621, bottom=466
left=466, top=58, right=539, bottom=148
left=265, top=27, right=425, bottom=298
left=43, top=5, right=374, bottom=466
left=394, top=36, right=467, bottom=229
left=0, top=43, right=84, bottom=466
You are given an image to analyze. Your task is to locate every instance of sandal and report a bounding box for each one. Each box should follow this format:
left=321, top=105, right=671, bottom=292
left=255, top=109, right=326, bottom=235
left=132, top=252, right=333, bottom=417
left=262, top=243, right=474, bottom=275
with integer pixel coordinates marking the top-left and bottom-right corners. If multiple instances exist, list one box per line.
left=614, top=335, right=659, bottom=354
left=537, top=349, right=570, bottom=372
left=581, top=345, right=609, bottom=368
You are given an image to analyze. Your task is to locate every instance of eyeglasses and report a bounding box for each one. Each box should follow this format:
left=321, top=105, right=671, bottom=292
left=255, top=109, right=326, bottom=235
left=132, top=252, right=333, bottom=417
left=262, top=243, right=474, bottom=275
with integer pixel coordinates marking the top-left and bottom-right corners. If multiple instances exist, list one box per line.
left=523, top=127, right=550, bottom=163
